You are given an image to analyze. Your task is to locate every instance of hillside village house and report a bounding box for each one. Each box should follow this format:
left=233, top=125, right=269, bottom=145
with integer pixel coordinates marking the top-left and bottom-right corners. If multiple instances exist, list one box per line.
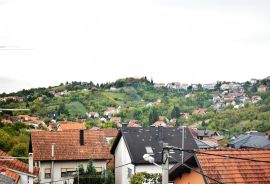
left=102, top=128, right=118, bottom=144
left=104, top=107, right=120, bottom=117
left=57, top=122, right=86, bottom=131
left=169, top=149, right=270, bottom=184
left=30, top=130, right=112, bottom=184
left=87, top=112, right=99, bottom=119
left=229, top=133, right=270, bottom=149
left=154, top=83, right=166, bottom=88
left=110, top=126, right=198, bottom=184
left=0, top=150, right=39, bottom=184
left=202, top=83, right=215, bottom=90
left=257, top=85, right=268, bottom=92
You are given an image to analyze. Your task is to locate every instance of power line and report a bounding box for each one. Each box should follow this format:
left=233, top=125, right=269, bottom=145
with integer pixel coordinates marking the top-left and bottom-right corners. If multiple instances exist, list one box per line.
left=192, top=150, right=270, bottom=164
left=169, top=147, right=270, bottom=164
left=183, top=163, right=224, bottom=184
left=115, top=162, right=132, bottom=169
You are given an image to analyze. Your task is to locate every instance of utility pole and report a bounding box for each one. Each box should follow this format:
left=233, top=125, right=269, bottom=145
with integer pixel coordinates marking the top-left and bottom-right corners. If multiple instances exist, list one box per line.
left=77, top=166, right=79, bottom=184
left=182, top=126, right=185, bottom=164
left=51, top=144, right=55, bottom=184
left=162, top=143, right=169, bottom=184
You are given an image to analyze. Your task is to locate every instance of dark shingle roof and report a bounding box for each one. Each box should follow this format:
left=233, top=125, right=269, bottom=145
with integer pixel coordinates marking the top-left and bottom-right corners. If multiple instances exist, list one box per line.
left=195, top=139, right=216, bottom=148
left=197, top=130, right=218, bottom=137
left=230, top=134, right=270, bottom=148
left=111, top=127, right=198, bottom=164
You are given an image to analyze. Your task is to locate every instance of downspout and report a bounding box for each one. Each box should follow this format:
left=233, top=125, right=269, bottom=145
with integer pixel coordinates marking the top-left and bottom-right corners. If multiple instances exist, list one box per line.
left=28, top=153, right=34, bottom=184
left=51, top=143, right=55, bottom=184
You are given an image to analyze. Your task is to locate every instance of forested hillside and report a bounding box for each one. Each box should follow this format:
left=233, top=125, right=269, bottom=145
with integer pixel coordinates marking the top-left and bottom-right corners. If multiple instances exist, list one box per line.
left=1, top=77, right=270, bottom=156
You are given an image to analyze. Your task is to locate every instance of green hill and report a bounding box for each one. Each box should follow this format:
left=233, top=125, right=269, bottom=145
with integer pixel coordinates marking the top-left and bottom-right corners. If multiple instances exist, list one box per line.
left=1, top=76, right=270, bottom=134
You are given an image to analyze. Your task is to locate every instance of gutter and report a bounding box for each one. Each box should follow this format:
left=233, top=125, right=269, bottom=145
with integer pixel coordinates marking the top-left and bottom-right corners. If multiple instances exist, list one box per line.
left=3, top=167, right=38, bottom=178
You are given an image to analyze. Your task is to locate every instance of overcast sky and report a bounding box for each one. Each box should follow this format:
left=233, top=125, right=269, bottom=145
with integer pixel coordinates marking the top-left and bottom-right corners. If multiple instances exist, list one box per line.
left=0, top=0, right=270, bottom=93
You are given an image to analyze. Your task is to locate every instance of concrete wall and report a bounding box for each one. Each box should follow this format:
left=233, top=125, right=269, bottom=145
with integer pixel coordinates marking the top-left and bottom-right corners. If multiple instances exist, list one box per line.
left=114, top=137, right=175, bottom=184
left=38, top=160, right=107, bottom=184
left=174, top=168, right=205, bottom=184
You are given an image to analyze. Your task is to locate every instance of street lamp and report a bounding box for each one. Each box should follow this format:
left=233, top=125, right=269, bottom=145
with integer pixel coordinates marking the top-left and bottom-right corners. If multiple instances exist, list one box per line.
left=143, top=154, right=162, bottom=168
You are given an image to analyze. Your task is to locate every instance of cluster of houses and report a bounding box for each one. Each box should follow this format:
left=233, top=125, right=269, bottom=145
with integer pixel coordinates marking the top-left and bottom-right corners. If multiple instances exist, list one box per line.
left=1, top=120, right=270, bottom=184
left=0, top=114, right=46, bottom=129
left=0, top=96, right=24, bottom=102
left=154, top=79, right=269, bottom=92
left=211, top=87, right=264, bottom=111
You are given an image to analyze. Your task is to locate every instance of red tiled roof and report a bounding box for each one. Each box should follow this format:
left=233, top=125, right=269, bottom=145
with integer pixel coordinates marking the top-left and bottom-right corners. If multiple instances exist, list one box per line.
left=193, top=108, right=207, bottom=115
left=151, top=121, right=166, bottom=127
left=110, top=117, right=121, bottom=122
left=31, top=130, right=112, bottom=161
left=196, top=149, right=270, bottom=184
left=0, top=150, right=39, bottom=176
left=58, top=122, right=86, bottom=131
left=90, top=127, right=100, bottom=131
left=128, top=120, right=141, bottom=127
left=0, top=166, right=20, bottom=183
left=102, top=128, right=118, bottom=137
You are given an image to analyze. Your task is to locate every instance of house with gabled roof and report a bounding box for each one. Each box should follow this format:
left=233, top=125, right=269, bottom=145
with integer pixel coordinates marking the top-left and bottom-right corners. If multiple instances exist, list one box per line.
left=110, top=126, right=198, bottom=184
left=57, top=121, right=86, bottom=131
left=229, top=133, right=270, bottom=149
left=128, top=120, right=141, bottom=127
left=169, top=149, right=270, bottom=184
left=102, top=128, right=118, bottom=144
left=87, top=112, right=99, bottom=119
left=0, top=150, right=39, bottom=184
left=30, top=129, right=112, bottom=184
left=0, top=166, right=20, bottom=184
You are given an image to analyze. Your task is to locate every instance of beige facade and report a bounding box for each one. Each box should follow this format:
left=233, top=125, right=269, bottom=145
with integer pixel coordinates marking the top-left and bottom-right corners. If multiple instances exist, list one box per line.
left=174, top=168, right=205, bottom=184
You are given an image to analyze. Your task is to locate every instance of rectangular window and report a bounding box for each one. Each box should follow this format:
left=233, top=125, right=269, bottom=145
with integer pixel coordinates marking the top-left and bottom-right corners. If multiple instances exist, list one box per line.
left=95, top=167, right=102, bottom=173
left=44, top=168, right=51, bottom=179
left=127, top=168, right=132, bottom=178
left=61, top=168, right=76, bottom=177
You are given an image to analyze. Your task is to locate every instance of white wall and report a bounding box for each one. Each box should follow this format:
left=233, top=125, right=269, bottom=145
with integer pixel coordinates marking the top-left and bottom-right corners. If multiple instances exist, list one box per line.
left=39, top=160, right=107, bottom=184
left=135, top=164, right=175, bottom=173
left=114, top=137, right=134, bottom=184
left=114, top=137, right=177, bottom=184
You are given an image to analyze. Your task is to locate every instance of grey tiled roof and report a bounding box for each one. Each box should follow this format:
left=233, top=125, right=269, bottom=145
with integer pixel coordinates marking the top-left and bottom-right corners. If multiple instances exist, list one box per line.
left=230, top=134, right=270, bottom=148
left=0, top=174, right=16, bottom=184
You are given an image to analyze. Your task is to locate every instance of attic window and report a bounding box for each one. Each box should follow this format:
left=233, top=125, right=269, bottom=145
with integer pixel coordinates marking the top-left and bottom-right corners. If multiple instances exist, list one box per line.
left=145, top=146, right=154, bottom=155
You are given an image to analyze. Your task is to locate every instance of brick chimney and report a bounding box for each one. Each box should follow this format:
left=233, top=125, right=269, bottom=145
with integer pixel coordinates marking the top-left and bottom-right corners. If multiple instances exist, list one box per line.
left=80, top=129, right=84, bottom=146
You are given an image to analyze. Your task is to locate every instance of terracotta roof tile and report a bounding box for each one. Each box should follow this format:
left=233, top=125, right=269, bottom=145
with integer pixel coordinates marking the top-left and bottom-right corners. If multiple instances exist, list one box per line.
left=102, top=128, right=118, bottom=137
left=196, top=149, right=270, bottom=184
left=58, top=122, right=86, bottom=131
left=31, top=130, right=112, bottom=161
left=0, top=150, right=39, bottom=176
